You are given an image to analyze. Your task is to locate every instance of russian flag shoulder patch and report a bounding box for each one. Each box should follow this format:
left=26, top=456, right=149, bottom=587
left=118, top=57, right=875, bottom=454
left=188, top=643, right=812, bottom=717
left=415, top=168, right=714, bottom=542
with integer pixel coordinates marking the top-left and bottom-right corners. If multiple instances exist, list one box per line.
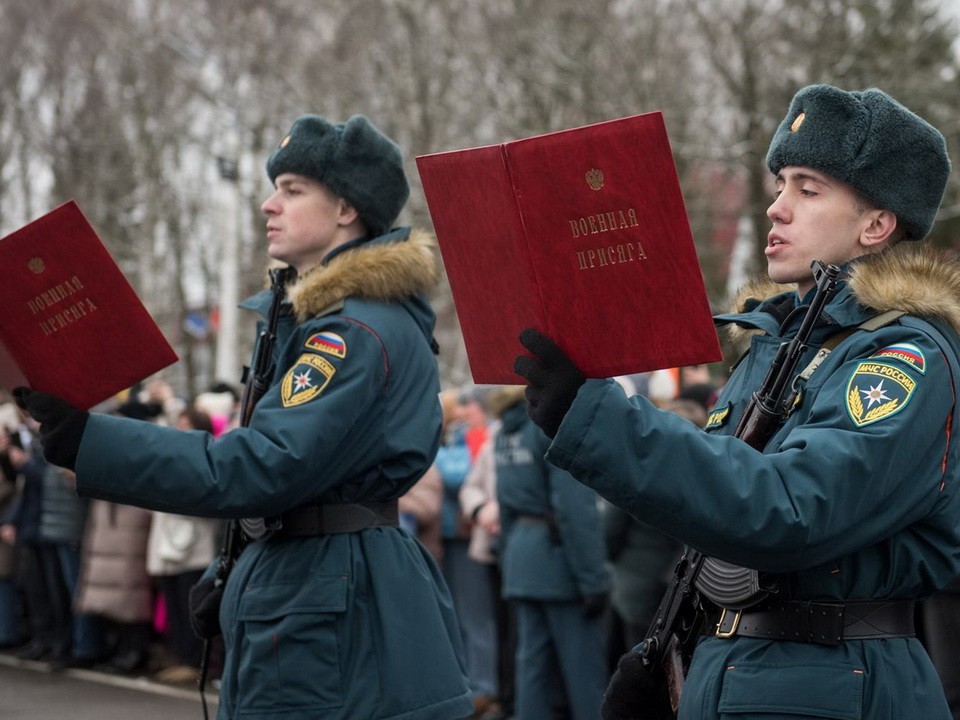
left=306, top=331, right=347, bottom=359
left=871, top=342, right=925, bottom=375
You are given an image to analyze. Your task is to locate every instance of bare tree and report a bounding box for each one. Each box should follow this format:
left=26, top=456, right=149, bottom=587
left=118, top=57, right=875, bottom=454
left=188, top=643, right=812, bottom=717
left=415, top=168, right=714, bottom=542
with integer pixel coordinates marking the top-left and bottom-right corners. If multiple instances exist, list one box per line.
left=2, top=0, right=957, bottom=393
left=685, top=0, right=960, bottom=281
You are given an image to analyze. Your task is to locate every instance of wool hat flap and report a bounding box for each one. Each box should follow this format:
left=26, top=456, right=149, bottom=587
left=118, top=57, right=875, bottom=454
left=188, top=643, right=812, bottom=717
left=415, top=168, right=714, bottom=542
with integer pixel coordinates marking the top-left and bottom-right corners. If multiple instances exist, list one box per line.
left=266, top=115, right=410, bottom=238
left=766, top=84, right=951, bottom=240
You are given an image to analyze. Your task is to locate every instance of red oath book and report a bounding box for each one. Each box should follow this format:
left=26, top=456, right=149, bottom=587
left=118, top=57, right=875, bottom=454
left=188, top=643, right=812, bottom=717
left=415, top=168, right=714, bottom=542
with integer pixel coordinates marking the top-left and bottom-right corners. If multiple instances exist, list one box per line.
left=0, top=200, right=178, bottom=409
left=416, top=112, right=721, bottom=384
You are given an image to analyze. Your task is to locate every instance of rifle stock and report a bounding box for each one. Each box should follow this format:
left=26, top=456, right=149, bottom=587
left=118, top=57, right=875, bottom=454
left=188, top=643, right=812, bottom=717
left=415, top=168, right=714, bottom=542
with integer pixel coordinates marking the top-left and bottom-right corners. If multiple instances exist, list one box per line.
left=733, top=398, right=783, bottom=452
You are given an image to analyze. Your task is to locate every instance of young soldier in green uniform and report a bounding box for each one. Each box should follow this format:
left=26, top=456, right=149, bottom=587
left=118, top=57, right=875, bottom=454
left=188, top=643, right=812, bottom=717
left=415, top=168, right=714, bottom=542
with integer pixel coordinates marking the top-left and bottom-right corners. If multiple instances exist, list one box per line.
left=17, top=115, right=473, bottom=720
left=514, top=85, right=960, bottom=719
left=493, top=386, right=609, bottom=720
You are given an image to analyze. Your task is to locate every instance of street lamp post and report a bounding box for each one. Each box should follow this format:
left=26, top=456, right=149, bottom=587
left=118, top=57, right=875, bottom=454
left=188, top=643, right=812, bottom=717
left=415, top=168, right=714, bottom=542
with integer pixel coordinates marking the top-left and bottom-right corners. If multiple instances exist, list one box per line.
left=215, top=155, right=240, bottom=385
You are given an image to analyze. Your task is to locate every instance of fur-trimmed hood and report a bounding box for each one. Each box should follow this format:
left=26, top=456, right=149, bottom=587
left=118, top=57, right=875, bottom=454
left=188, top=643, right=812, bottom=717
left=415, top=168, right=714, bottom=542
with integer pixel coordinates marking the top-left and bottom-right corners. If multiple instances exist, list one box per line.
left=847, top=248, right=960, bottom=335
left=724, top=247, right=960, bottom=342
left=286, top=228, right=440, bottom=322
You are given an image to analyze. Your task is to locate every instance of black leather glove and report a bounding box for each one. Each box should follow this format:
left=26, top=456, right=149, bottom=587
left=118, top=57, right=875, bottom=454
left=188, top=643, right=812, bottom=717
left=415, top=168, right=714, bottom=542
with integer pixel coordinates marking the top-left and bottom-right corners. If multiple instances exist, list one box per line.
left=188, top=577, right=224, bottom=640
left=13, top=387, right=88, bottom=471
left=601, top=651, right=675, bottom=720
left=513, top=328, right=585, bottom=438
left=582, top=592, right=608, bottom=619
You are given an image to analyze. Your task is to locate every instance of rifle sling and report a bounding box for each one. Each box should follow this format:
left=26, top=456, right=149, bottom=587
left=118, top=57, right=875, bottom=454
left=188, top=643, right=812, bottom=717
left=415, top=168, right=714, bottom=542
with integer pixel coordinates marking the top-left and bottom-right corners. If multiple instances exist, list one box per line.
left=795, top=309, right=906, bottom=384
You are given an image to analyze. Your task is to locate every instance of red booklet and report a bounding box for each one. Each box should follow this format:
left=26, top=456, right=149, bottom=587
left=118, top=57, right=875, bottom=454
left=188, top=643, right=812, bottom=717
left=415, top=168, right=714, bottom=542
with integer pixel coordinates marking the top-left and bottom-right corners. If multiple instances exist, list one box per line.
left=416, top=112, right=721, bottom=384
left=0, top=201, right=178, bottom=409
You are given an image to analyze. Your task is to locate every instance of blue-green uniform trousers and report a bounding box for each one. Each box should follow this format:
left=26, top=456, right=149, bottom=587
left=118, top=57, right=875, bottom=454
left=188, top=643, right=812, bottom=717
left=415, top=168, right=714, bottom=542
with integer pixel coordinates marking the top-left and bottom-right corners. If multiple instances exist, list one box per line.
left=72, top=229, right=473, bottom=720
left=545, top=260, right=960, bottom=719
left=496, top=400, right=609, bottom=720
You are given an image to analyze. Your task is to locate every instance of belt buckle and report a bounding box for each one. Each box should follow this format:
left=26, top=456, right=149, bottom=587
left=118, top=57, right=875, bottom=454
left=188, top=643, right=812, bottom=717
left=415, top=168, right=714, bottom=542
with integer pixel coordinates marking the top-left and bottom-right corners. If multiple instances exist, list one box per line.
left=715, top=608, right=742, bottom=638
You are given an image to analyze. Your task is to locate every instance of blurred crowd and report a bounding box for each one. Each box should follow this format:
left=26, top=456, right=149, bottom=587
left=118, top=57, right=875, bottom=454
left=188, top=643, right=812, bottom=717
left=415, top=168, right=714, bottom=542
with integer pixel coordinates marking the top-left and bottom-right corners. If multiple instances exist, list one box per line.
left=0, top=370, right=712, bottom=708
left=0, top=379, right=237, bottom=685
left=396, top=366, right=718, bottom=720
left=2, top=368, right=957, bottom=720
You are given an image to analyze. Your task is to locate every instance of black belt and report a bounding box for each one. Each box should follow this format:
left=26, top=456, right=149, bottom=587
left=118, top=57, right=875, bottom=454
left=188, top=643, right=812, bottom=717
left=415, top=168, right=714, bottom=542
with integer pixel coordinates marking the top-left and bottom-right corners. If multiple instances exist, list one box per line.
left=272, top=500, right=399, bottom=538
left=713, top=598, right=915, bottom=646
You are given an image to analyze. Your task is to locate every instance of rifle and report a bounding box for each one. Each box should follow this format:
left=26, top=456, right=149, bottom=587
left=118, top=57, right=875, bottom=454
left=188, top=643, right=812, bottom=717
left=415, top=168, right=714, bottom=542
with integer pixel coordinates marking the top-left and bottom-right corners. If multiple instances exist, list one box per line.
left=639, top=260, right=842, bottom=714
left=197, top=266, right=295, bottom=719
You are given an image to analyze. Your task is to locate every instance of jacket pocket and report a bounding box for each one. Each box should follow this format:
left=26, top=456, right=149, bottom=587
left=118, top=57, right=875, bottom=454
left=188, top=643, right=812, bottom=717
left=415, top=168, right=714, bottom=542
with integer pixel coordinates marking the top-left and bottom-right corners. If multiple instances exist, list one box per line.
left=718, top=662, right=863, bottom=719
left=236, top=575, right=348, bottom=714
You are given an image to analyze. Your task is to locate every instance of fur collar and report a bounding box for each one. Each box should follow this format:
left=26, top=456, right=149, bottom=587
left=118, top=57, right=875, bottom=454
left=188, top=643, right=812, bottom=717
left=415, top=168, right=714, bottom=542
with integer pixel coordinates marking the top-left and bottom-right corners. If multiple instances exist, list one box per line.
left=286, top=229, right=440, bottom=321
left=727, top=277, right=789, bottom=316
left=848, top=247, right=960, bottom=335
left=723, top=277, right=792, bottom=345
left=725, top=246, right=960, bottom=340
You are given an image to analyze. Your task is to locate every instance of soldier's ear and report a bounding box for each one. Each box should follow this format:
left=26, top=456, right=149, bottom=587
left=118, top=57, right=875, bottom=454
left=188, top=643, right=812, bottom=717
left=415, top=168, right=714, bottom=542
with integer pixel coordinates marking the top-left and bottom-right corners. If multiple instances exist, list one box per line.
left=859, top=209, right=898, bottom=250
left=337, top=199, right=361, bottom=228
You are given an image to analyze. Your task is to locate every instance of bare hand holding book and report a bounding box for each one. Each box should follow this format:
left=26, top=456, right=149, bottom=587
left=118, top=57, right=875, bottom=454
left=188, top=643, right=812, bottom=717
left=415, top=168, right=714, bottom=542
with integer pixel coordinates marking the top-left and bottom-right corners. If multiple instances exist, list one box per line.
left=0, top=201, right=178, bottom=409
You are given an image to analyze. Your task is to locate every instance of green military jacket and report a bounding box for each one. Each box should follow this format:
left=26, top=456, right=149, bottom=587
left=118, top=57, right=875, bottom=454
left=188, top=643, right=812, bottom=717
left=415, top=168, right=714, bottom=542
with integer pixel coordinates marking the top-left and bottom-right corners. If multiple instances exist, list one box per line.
left=75, top=229, right=472, bottom=720
left=547, top=251, right=960, bottom=719
left=495, top=399, right=609, bottom=601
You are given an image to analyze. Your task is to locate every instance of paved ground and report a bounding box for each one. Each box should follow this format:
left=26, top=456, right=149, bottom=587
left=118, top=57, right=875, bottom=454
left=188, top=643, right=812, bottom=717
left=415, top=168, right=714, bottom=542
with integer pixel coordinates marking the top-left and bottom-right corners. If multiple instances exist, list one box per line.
left=0, top=653, right=218, bottom=720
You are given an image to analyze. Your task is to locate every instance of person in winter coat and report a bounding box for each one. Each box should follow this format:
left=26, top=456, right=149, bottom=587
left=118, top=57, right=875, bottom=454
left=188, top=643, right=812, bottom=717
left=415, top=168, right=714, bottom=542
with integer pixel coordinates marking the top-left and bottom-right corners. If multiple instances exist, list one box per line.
left=70, top=397, right=164, bottom=675
left=147, top=405, right=222, bottom=684
left=37, top=462, right=103, bottom=669
left=515, top=84, right=960, bottom=720
left=0, top=426, right=62, bottom=662
left=2, top=421, right=100, bottom=667
left=398, top=464, right=443, bottom=562
left=495, top=386, right=610, bottom=720
left=16, top=114, right=472, bottom=720
left=74, top=498, right=153, bottom=673
left=921, top=575, right=960, bottom=720
left=0, top=427, right=20, bottom=649
left=459, top=406, right=509, bottom=720
left=437, top=387, right=500, bottom=717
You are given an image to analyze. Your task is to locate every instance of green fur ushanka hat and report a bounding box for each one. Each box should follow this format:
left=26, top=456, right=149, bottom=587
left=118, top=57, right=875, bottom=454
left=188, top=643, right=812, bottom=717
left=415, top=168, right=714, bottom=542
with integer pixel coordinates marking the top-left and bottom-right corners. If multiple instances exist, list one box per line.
left=766, top=84, right=950, bottom=240
left=266, top=115, right=410, bottom=238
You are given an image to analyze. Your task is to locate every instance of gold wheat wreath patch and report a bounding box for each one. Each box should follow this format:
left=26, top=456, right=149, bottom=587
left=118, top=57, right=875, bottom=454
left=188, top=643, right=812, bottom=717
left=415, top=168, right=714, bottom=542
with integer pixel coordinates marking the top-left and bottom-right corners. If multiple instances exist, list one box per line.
left=844, top=360, right=917, bottom=428
left=281, top=353, right=336, bottom=408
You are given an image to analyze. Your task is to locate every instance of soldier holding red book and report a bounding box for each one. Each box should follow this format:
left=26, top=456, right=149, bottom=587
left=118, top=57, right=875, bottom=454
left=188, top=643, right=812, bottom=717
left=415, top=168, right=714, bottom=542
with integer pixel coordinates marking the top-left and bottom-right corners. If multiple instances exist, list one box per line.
left=516, top=84, right=960, bottom=720
left=16, top=115, right=473, bottom=720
